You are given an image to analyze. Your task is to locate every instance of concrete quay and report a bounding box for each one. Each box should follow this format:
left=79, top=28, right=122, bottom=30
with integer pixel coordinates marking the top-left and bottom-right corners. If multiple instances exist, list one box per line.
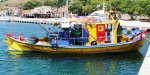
left=0, top=16, right=66, bottom=25
left=138, top=44, right=150, bottom=75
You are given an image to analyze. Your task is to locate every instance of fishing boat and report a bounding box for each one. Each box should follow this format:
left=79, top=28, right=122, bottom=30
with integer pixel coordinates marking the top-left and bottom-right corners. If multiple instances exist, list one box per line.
left=4, top=9, right=148, bottom=54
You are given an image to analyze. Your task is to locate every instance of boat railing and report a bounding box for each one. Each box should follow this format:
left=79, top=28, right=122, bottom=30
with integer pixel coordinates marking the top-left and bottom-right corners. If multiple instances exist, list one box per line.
left=49, top=34, right=124, bottom=40
left=10, top=31, right=145, bottom=46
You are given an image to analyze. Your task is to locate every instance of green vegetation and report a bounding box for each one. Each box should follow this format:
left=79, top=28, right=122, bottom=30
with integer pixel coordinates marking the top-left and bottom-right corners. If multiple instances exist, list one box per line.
left=43, top=0, right=56, bottom=7
left=121, top=0, right=150, bottom=20
left=0, top=0, right=8, bottom=2
left=1, top=0, right=149, bottom=19
left=136, top=0, right=150, bottom=19
left=24, top=0, right=42, bottom=9
left=119, top=0, right=137, bottom=20
left=69, top=0, right=102, bottom=16
left=22, top=0, right=150, bottom=19
left=23, top=0, right=67, bottom=9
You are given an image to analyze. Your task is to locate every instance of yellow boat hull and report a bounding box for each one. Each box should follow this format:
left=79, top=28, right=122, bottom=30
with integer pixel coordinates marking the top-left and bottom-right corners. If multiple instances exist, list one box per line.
left=5, top=35, right=145, bottom=54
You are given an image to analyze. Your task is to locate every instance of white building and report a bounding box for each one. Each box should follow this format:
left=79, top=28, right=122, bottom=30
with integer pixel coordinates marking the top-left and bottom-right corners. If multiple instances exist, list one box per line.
left=0, top=7, right=22, bottom=16
left=34, top=6, right=51, bottom=14
left=20, top=6, right=69, bottom=18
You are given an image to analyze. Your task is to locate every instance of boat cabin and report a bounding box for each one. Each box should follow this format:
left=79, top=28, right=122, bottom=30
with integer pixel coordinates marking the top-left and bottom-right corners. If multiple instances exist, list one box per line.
left=48, top=18, right=119, bottom=47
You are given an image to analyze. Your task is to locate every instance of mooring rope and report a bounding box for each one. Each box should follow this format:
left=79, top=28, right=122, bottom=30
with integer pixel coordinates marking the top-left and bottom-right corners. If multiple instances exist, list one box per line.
left=146, top=38, right=150, bottom=42
left=145, top=37, right=150, bottom=45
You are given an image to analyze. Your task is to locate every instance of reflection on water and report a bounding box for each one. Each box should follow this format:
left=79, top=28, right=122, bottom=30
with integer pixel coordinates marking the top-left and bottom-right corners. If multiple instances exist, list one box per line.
left=0, top=22, right=149, bottom=75
left=7, top=50, right=144, bottom=60
left=7, top=51, right=144, bottom=75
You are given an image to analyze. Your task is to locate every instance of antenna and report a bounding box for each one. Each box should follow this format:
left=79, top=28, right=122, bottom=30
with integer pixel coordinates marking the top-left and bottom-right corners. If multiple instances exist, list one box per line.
left=65, top=0, right=68, bottom=19
left=102, top=3, right=106, bottom=13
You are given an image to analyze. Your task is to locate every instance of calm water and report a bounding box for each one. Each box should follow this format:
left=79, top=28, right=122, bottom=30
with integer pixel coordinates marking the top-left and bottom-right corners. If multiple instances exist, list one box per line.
left=0, top=22, right=149, bottom=75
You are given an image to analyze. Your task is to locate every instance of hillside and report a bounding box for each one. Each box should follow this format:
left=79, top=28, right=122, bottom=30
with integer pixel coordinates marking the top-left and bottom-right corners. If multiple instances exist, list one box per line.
left=0, top=0, right=30, bottom=10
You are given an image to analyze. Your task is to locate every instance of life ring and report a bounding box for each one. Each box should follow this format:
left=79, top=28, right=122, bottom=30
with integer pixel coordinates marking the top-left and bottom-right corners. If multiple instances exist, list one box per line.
left=91, top=41, right=97, bottom=45
left=51, top=43, right=58, bottom=50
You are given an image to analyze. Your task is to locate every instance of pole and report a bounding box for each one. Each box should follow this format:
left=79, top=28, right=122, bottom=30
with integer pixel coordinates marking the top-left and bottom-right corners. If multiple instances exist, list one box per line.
left=66, top=0, right=68, bottom=19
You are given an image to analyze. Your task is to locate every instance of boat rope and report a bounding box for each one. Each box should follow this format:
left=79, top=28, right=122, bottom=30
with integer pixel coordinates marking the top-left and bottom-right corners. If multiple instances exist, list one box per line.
left=83, top=28, right=97, bottom=41
left=38, top=24, right=49, bottom=33
left=146, top=37, right=150, bottom=44
left=146, top=38, right=150, bottom=41
left=38, top=24, right=60, bottom=37
left=52, top=34, right=122, bottom=39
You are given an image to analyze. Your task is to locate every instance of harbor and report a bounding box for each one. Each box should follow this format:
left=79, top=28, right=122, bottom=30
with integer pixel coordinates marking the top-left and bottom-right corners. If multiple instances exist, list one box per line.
left=0, top=16, right=65, bottom=25
left=0, top=9, right=150, bottom=75
left=0, top=21, right=149, bottom=75
left=0, top=0, right=150, bottom=74
left=1, top=16, right=150, bottom=29
left=0, top=14, right=150, bottom=75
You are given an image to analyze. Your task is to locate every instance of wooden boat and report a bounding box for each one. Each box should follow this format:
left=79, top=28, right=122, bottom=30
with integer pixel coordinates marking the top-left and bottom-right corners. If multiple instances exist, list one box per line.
left=5, top=30, right=147, bottom=54
left=4, top=10, right=148, bottom=54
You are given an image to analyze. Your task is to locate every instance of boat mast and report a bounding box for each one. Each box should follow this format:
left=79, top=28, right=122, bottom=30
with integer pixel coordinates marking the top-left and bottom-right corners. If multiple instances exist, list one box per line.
left=102, top=3, right=106, bottom=13
left=65, top=0, right=68, bottom=19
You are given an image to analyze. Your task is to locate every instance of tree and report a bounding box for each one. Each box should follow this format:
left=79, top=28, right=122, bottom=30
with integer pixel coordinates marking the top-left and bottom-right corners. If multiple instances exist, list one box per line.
left=109, top=0, right=121, bottom=11
left=69, top=0, right=104, bottom=16
left=145, top=0, right=150, bottom=19
left=119, top=0, right=136, bottom=20
left=69, top=0, right=83, bottom=15
left=8, top=0, right=149, bottom=19
left=82, top=3, right=93, bottom=15
left=43, top=0, right=56, bottom=7
left=57, top=0, right=66, bottom=7
left=0, top=0, right=8, bottom=2
left=23, top=0, right=42, bottom=9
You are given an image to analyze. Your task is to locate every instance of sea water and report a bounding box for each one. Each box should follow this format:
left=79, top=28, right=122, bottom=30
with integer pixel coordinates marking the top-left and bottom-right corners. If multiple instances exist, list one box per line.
left=0, top=22, right=149, bottom=75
